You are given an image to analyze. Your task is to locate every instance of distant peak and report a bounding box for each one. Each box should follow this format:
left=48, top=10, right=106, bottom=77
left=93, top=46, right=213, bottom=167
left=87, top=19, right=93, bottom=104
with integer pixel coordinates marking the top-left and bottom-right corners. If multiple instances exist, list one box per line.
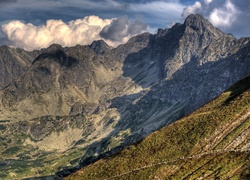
left=45, top=44, right=63, bottom=52
left=89, top=39, right=111, bottom=55
left=91, top=39, right=108, bottom=46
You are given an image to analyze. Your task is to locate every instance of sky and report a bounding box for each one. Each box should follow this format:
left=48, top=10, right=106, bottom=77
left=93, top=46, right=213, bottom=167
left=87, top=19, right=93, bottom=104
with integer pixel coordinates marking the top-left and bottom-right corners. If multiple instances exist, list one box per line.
left=0, top=0, right=249, bottom=51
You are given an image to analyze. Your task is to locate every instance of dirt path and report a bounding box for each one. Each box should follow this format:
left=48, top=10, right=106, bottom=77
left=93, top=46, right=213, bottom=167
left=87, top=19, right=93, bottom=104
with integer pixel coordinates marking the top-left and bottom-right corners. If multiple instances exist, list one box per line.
left=107, top=148, right=250, bottom=179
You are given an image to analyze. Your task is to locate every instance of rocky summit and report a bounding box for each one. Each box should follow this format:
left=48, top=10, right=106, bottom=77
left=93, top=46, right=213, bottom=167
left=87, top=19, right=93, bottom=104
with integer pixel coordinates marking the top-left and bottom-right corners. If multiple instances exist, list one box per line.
left=0, top=14, right=249, bottom=179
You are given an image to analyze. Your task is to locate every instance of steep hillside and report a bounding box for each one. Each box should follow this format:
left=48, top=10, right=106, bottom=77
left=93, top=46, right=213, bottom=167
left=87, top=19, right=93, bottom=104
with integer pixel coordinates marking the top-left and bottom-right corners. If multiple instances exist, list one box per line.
left=66, top=75, right=250, bottom=180
left=0, top=46, right=38, bottom=89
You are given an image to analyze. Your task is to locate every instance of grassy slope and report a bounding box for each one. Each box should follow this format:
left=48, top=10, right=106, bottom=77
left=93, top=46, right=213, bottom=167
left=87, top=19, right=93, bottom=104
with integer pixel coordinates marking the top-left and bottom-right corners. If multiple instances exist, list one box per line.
left=66, top=75, right=250, bottom=180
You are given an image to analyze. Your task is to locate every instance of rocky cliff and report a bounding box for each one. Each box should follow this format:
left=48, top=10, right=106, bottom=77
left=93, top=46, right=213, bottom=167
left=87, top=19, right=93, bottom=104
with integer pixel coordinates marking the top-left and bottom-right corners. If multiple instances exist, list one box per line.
left=0, top=46, right=39, bottom=89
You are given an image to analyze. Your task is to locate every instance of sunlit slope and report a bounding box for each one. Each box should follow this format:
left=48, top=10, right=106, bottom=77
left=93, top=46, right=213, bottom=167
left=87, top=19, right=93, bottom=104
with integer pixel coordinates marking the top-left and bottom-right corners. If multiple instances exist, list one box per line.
left=66, top=75, right=250, bottom=180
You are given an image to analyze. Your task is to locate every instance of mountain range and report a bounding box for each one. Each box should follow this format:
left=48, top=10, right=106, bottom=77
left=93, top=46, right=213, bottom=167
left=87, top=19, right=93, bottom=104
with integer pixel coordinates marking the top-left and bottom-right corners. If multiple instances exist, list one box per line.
left=0, top=14, right=249, bottom=179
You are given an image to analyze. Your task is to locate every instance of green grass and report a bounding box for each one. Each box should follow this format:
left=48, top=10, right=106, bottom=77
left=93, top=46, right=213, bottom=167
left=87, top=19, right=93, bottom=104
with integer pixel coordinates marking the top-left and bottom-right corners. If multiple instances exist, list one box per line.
left=2, top=146, right=21, bottom=156
left=215, top=117, right=250, bottom=150
left=0, top=113, right=89, bottom=179
left=66, top=75, right=250, bottom=180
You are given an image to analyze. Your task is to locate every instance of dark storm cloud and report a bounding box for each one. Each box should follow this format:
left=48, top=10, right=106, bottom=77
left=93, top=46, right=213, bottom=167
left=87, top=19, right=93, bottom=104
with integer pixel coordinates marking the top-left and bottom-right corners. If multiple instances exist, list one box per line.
left=100, top=16, right=147, bottom=42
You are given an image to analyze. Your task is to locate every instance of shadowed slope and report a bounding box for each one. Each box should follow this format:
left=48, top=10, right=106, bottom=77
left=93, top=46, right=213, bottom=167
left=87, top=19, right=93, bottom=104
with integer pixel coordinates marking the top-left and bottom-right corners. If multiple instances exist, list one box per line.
left=66, top=75, right=250, bottom=180
left=0, top=46, right=38, bottom=89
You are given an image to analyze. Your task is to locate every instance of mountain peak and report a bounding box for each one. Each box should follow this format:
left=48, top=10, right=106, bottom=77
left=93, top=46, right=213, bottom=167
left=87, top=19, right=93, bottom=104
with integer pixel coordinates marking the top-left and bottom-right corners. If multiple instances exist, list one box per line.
left=184, top=14, right=223, bottom=36
left=89, top=39, right=111, bottom=55
left=182, top=13, right=224, bottom=41
left=45, top=44, right=63, bottom=52
left=184, top=14, right=210, bottom=27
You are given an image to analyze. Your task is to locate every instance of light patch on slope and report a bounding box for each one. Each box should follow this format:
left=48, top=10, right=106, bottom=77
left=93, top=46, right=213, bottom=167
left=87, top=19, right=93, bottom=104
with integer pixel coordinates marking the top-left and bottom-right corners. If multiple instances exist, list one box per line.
left=24, top=127, right=83, bottom=152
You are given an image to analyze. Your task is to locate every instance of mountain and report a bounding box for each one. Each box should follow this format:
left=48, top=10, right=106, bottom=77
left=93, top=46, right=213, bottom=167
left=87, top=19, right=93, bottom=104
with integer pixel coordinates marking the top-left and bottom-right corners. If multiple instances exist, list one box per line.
left=0, top=14, right=249, bottom=179
left=0, top=46, right=38, bottom=89
left=89, top=39, right=112, bottom=55
left=66, top=74, right=250, bottom=180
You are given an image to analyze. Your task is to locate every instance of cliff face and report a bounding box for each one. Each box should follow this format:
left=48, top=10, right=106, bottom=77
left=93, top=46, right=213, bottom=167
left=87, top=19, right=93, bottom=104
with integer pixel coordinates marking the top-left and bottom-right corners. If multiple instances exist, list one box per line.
left=0, top=46, right=39, bottom=89
left=0, top=14, right=250, bottom=179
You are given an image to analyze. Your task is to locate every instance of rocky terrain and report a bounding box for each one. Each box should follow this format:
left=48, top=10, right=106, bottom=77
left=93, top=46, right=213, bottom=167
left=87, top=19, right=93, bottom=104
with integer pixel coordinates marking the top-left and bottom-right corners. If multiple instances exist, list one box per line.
left=0, top=14, right=249, bottom=179
left=0, top=46, right=39, bottom=89
left=67, top=74, right=250, bottom=180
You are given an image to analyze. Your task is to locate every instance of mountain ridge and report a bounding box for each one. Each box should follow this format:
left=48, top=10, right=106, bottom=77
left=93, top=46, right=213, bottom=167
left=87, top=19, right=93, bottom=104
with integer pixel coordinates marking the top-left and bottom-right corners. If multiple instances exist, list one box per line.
left=0, top=14, right=249, bottom=179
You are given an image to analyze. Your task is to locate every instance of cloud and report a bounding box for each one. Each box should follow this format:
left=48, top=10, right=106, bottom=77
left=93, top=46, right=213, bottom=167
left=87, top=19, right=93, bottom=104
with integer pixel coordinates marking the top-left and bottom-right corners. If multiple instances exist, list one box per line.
left=0, top=0, right=125, bottom=16
left=0, top=0, right=16, bottom=3
left=1, top=16, right=112, bottom=51
left=182, top=0, right=250, bottom=38
left=1, top=15, right=148, bottom=50
left=204, top=0, right=212, bottom=5
left=0, top=0, right=185, bottom=29
left=129, top=1, right=185, bottom=26
left=100, top=16, right=147, bottom=44
left=182, top=1, right=202, bottom=18
left=209, top=0, right=238, bottom=27
left=1, top=0, right=250, bottom=50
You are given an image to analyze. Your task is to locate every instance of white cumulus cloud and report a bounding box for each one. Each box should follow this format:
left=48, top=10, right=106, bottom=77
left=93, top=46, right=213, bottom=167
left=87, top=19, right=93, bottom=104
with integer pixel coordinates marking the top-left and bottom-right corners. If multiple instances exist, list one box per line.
left=182, top=1, right=202, bottom=18
left=209, top=0, right=239, bottom=27
left=204, top=0, right=213, bottom=5
left=1, top=16, right=112, bottom=51
left=1, top=15, right=148, bottom=51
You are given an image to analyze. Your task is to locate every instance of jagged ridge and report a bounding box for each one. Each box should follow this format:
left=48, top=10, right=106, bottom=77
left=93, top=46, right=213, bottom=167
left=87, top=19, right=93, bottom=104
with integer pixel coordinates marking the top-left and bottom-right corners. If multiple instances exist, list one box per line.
left=0, top=14, right=250, bottom=179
